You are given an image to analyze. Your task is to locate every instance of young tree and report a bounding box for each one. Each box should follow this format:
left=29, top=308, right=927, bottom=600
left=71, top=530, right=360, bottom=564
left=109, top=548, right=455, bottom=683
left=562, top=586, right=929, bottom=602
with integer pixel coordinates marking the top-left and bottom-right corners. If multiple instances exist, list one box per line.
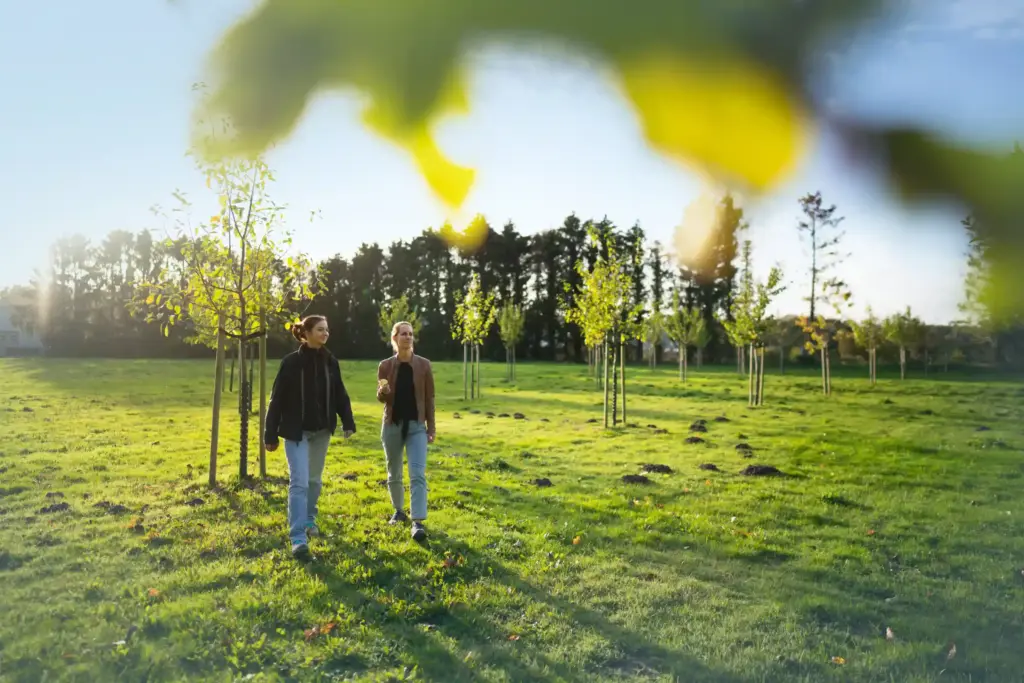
left=722, top=241, right=784, bottom=406
left=797, top=191, right=847, bottom=320
left=796, top=279, right=853, bottom=396
left=378, top=294, right=422, bottom=349
left=767, top=316, right=802, bottom=373
left=451, top=272, right=496, bottom=400
left=131, top=155, right=317, bottom=485
left=498, top=301, right=526, bottom=381
left=563, top=239, right=635, bottom=427
left=664, top=290, right=706, bottom=382
left=850, top=307, right=884, bottom=385
left=647, top=240, right=669, bottom=362
left=643, top=310, right=665, bottom=369
left=883, top=306, right=924, bottom=380
left=693, top=320, right=711, bottom=368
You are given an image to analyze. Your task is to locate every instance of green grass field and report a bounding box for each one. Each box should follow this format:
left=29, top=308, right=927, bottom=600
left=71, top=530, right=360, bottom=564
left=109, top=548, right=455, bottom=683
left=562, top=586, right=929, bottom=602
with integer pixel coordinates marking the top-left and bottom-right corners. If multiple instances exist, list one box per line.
left=1, top=358, right=1023, bottom=682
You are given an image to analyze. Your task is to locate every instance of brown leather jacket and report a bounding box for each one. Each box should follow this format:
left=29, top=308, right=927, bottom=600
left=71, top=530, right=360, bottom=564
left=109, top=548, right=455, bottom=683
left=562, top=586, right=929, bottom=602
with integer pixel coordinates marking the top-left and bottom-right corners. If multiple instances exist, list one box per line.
left=376, top=354, right=436, bottom=435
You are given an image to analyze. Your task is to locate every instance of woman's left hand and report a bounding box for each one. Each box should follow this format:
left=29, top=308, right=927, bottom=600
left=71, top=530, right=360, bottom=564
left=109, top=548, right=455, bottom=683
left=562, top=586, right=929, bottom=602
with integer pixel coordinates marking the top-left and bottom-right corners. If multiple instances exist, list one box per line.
left=343, top=430, right=354, bottom=439
left=427, top=433, right=435, bottom=444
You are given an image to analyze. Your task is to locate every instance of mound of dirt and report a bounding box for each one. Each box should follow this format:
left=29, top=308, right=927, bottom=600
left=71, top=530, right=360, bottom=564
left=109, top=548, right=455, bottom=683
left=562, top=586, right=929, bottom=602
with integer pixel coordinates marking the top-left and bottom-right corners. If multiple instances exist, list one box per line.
left=740, top=465, right=783, bottom=477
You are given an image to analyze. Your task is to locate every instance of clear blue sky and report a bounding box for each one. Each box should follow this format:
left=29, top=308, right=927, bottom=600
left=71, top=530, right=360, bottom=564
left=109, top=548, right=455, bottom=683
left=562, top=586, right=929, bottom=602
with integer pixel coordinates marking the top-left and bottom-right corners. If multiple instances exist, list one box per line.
left=1, top=0, right=1021, bottom=323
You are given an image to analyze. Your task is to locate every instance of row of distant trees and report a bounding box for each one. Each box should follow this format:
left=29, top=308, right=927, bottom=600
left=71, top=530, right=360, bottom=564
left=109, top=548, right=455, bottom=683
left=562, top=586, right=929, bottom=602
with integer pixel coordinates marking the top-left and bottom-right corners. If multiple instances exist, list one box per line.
left=7, top=193, right=1019, bottom=373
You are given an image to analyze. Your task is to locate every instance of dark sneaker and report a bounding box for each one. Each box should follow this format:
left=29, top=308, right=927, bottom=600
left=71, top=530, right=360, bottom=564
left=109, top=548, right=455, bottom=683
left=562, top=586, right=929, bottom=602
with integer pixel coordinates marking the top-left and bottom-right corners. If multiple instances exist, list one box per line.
left=389, top=510, right=409, bottom=525
left=411, top=522, right=427, bottom=542
left=291, top=542, right=311, bottom=560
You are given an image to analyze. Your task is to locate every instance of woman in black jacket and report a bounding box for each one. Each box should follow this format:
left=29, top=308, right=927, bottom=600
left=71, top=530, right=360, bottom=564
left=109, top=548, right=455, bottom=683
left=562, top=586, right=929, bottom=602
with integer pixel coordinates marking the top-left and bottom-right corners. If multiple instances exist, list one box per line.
left=264, top=315, right=356, bottom=559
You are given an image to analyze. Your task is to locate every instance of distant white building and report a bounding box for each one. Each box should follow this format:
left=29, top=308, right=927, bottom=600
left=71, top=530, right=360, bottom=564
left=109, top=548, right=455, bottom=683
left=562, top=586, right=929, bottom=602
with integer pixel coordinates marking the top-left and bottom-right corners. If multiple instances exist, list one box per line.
left=0, top=298, right=43, bottom=356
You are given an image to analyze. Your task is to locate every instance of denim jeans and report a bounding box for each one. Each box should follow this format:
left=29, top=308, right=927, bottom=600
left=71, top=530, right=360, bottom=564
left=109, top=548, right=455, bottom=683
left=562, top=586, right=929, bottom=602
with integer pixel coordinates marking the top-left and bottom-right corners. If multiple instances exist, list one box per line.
left=381, top=420, right=428, bottom=520
left=284, top=429, right=331, bottom=544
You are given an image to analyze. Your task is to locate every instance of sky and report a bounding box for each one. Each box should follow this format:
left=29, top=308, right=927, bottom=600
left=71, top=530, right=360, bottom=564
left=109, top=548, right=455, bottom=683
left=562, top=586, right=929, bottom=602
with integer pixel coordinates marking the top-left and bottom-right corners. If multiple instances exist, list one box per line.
left=1, top=0, right=1022, bottom=324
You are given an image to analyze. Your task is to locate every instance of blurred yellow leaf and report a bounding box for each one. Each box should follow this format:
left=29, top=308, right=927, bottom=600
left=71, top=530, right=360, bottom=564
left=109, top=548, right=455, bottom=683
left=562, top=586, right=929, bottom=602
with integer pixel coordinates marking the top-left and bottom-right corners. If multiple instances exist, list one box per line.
left=618, top=52, right=807, bottom=190
left=831, top=656, right=846, bottom=665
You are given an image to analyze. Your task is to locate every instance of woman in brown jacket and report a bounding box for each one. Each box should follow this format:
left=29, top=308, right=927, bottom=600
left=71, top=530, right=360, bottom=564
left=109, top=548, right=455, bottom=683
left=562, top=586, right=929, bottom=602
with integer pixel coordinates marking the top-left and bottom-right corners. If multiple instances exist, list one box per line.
left=377, top=321, right=436, bottom=541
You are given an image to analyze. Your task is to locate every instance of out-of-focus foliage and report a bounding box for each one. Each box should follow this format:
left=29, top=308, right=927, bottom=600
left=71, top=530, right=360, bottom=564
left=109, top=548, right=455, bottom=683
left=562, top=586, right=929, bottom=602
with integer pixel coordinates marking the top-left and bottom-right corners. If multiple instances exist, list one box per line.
left=194, top=0, right=1024, bottom=316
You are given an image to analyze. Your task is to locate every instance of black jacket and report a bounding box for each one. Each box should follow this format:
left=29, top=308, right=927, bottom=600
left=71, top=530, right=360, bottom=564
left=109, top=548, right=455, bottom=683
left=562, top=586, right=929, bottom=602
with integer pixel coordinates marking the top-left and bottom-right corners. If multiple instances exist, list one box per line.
left=264, top=345, right=356, bottom=445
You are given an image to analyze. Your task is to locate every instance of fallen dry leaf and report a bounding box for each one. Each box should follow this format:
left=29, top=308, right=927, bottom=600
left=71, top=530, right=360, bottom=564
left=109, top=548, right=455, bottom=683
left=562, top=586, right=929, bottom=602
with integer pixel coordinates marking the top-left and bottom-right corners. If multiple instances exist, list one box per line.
left=147, top=588, right=160, bottom=598
left=830, top=656, right=846, bottom=665
left=705, top=479, right=712, bottom=486
left=946, top=642, right=957, bottom=660
left=867, top=529, right=876, bottom=536
left=508, top=634, right=520, bottom=641
left=572, top=536, right=582, bottom=545
left=885, top=627, right=895, bottom=642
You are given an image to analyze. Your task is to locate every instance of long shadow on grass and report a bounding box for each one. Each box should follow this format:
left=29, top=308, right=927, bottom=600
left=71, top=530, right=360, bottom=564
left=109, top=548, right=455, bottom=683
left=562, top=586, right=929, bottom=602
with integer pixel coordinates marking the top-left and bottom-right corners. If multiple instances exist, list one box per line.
left=304, top=528, right=747, bottom=683
left=425, top=472, right=1024, bottom=680
left=304, top=540, right=603, bottom=682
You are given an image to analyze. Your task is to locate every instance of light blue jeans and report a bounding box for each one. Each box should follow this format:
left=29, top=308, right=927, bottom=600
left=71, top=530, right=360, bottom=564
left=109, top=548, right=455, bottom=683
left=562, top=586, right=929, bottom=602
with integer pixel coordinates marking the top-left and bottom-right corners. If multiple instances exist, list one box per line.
left=382, top=421, right=429, bottom=521
left=284, top=429, right=331, bottom=544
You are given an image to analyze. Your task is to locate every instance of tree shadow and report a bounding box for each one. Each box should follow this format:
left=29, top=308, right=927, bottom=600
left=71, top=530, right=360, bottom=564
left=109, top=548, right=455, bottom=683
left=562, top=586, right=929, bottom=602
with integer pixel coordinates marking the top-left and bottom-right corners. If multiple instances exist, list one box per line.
left=303, top=525, right=750, bottom=683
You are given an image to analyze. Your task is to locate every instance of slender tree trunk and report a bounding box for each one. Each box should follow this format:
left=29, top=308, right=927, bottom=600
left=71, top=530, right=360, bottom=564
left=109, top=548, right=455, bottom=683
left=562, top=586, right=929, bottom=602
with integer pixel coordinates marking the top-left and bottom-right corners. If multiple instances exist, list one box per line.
left=826, top=347, right=831, bottom=396
left=679, top=344, right=684, bottom=382
left=210, top=314, right=226, bottom=488
left=696, top=347, right=703, bottom=369
left=757, top=347, right=766, bottom=406
left=824, top=347, right=832, bottom=397
left=236, top=340, right=243, bottom=412
left=463, top=343, right=469, bottom=400
left=602, top=339, right=610, bottom=428
left=899, top=345, right=906, bottom=380
left=683, top=347, right=689, bottom=383
left=614, top=337, right=622, bottom=428
left=239, top=346, right=249, bottom=480
left=820, top=347, right=828, bottom=395
left=258, top=310, right=267, bottom=478
left=780, top=346, right=786, bottom=374
left=475, top=344, right=481, bottom=398
left=229, top=352, right=236, bottom=392
left=611, top=339, right=620, bottom=426
left=748, top=343, right=755, bottom=406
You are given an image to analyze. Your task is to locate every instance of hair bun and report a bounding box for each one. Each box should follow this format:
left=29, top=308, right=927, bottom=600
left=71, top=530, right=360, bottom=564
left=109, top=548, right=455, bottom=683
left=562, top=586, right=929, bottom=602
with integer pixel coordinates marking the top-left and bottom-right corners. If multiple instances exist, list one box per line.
left=290, top=323, right=304, bottom=342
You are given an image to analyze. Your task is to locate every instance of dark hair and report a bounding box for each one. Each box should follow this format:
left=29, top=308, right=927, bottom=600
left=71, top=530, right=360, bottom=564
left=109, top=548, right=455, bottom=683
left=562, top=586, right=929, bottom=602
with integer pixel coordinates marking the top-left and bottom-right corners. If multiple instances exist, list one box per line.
left=291, top=315, right=327, bottom=343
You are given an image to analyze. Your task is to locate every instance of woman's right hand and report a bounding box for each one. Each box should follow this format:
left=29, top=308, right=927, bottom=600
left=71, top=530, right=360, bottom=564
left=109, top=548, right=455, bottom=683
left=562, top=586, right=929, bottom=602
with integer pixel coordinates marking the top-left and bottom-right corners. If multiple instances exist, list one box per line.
left=266, top=442, right=278, bottom=452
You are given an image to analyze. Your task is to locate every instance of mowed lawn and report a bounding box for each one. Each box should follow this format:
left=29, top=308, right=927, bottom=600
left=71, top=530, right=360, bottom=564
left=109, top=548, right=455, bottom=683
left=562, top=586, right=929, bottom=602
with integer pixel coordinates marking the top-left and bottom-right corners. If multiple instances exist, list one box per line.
left=1, top=358, right=1023, bottom=683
